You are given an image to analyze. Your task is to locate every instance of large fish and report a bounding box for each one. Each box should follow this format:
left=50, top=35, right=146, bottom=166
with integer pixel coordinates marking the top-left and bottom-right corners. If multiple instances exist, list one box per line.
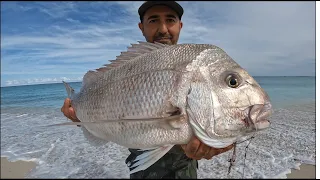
left=57, top=41, right=272, bottom=174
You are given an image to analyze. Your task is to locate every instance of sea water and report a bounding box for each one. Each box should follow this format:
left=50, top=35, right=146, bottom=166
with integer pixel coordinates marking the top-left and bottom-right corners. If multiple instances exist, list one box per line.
left=1, top=76, right=315, bottom=178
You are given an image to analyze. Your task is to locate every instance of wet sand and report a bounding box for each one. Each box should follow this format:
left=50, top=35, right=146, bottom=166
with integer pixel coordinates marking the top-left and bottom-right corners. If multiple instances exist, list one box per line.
left=0, top=156, right=315, bottom=178
left=1, top=157, right=36, bottom=179
left=286, top=164, right=316, bottom=179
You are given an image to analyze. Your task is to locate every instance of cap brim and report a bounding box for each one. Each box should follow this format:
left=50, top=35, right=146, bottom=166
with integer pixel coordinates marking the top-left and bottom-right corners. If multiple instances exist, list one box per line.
left=138, top=1, right=184, bottom=19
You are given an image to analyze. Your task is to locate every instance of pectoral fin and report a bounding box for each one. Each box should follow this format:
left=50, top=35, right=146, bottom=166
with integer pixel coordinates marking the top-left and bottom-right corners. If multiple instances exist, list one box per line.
left=127, top=145, right=175, bottom=174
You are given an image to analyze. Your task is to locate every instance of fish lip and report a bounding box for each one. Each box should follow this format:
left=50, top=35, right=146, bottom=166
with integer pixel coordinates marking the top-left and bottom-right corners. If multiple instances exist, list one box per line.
left=256, top=101, right=272, bottom=121
left=247, top=101, right=272, bottom=130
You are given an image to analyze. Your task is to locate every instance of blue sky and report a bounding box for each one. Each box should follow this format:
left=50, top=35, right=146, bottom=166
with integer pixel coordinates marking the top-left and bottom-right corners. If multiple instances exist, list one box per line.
left=1, top=1, right=316, bottom=87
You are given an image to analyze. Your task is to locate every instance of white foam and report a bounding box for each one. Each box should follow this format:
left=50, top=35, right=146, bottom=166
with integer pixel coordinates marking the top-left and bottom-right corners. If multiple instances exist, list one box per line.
left=1, top=103, right=315, bottom=178
left=16, top=113, right=28, bottom=117
left=269, top=168, right=292, bottom=179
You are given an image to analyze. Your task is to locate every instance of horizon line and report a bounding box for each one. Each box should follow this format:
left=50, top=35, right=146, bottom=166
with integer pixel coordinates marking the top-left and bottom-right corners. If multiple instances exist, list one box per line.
left=1, top=75, right=316, bottom=88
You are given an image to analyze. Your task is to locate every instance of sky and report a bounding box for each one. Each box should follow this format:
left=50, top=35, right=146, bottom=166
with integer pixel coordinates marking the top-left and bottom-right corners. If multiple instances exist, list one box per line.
left=1, top=1, right=316, bottom=87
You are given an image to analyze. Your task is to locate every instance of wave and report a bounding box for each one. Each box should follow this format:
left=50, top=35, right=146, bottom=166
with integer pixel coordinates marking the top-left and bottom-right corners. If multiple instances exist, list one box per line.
left=0, top=102, right=315, bottom=178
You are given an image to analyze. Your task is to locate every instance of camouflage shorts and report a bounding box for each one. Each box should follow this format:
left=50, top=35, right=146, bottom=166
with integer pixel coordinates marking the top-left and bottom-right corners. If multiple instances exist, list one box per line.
left=126, top=145, right=198, bottom=179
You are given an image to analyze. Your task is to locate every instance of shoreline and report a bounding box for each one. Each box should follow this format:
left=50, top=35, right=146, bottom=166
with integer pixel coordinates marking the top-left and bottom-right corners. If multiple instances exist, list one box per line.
left=286, top=164, right=316, bottom=179
left=1, top=157, right=37, bottom=179
left=1, top=156, right=315, bottom=178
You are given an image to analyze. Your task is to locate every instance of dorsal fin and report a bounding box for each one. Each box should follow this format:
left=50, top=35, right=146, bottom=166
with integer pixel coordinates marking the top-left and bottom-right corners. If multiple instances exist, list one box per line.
left=81, top=41, right=169, bottom=91
left=97, top=41, right=168, bottom=73
left=81, top=70, right=101, bottom=91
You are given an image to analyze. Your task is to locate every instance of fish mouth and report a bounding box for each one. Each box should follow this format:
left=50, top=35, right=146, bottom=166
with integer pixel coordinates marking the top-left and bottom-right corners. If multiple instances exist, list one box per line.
left=244, top=101, right=272, bottom=131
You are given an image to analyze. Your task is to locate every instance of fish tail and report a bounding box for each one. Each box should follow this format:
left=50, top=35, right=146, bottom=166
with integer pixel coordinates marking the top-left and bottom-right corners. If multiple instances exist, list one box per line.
left=62, top=81, right=75, bottom=99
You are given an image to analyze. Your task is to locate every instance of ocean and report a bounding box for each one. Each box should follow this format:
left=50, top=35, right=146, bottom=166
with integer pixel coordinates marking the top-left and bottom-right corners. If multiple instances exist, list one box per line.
left=1, top=76, right=316, bottom=178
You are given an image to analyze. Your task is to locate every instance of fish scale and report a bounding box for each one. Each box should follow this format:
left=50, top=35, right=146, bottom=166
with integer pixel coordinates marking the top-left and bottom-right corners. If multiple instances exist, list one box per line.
left=81, top=74, right=163, bottom=120
left=57, top=41, right=272, bottom=174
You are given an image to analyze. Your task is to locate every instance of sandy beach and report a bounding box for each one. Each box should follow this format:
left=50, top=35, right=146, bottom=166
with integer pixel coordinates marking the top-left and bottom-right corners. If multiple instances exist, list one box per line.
left=0, top=156, right=315, bottom=179
left=286, top=164, right=316, bottom=179
left=1, top=157, right=36, bottom=179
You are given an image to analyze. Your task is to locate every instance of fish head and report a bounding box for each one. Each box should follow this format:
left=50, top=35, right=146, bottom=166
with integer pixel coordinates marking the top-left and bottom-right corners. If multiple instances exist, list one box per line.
left=210, top=68, right=272, bottom=137
left=186, top=47, right=273, bottom=146
left=205, top=53, right=272, bottom=142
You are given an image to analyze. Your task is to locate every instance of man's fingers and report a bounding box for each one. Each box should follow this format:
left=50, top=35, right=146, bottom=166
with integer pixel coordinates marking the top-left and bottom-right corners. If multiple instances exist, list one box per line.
left=204, top=144, right=234, bottom=160
left=185, top=136, right=201, bottom=158
left=222, top=144, right=234, bottom=153
left=61, top=98, right=79, bottom=122
left=194, top=142, right=211, bottom=160
left=61, top=99, right=70, bottom=117
left=69, top=107, right=80, bottom=122
left=182, top=136, right=235, bottom=160
left=204, top=148, right=220, bottom=160
left=69, top=107, right=75, bottom=120
left=63, top=98, right=71, bottom=108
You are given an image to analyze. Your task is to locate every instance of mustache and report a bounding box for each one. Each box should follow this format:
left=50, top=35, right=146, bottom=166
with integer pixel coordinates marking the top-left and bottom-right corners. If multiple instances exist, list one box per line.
left=154, top=33, right=172, bottom=40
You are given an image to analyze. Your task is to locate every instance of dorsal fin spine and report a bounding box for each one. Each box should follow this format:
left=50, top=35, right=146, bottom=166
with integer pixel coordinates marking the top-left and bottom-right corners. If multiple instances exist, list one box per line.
left=81, top=41, right=169, bottom=90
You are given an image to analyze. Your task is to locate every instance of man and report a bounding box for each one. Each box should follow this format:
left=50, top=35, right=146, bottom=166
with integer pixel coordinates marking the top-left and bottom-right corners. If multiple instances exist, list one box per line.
left=61, top=1, right=233, bottom=179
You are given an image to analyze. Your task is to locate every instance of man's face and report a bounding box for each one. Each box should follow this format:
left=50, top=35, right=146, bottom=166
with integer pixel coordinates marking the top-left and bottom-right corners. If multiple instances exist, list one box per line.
left=138, top=5, right=183, bottom=45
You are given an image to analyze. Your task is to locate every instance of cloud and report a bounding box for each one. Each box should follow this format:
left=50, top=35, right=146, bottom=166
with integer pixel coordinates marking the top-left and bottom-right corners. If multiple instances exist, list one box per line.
left=5, top=77, right=82, bottom=87
left=177, top=2, right=315, bottom=75
left=1, top=1, right=315, bottom=87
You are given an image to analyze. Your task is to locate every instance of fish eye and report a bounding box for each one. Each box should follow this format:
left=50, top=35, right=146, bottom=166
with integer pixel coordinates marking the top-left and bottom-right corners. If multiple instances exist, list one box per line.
left=226, top=74, right=240, bottom=88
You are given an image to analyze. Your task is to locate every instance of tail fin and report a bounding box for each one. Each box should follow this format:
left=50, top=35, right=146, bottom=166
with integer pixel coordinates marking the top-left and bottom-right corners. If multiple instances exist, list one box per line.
left=62, top=81, right=75, bottom=99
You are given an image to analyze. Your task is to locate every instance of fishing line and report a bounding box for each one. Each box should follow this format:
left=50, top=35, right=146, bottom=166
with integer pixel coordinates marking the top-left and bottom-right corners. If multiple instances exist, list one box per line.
left=242, top=135, right=255, bottom=179
left=227, top=134, right=256, bottom=178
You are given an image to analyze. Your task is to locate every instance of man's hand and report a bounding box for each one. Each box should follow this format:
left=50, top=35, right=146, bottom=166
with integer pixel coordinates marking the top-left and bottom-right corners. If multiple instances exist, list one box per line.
left=61, top=98, right=80, bottom=122
left=181, top=136, right=234, bottom=160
